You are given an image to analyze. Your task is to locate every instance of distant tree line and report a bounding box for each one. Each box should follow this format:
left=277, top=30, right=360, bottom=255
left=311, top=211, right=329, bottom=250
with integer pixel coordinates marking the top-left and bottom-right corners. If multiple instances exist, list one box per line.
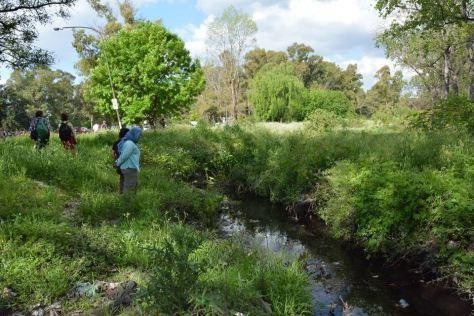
left=1, top=1, right=472, bottom=130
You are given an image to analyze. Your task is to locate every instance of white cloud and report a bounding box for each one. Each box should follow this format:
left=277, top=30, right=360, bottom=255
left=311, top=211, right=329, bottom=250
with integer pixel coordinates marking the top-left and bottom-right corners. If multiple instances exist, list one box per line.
left=175, top=15, right=215, bottom=58
left=183, top=0, right=403, bottom=89
left=196, top=0, right=287, bottom=15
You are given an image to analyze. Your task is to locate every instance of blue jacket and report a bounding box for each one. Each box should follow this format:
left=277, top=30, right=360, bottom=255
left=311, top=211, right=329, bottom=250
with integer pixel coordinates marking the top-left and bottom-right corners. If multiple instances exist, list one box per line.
left=116, top=127, right=142, bottom=170
left=116, top=140, right=140, bottom=170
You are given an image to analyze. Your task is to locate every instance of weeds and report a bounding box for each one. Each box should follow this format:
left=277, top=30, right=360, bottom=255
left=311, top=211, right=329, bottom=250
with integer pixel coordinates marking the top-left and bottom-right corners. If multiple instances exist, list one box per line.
left=0, top=132, right=311, bottom=314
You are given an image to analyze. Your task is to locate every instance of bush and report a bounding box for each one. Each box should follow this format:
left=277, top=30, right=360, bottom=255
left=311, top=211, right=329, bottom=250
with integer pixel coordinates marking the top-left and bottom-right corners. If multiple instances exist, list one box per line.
left=304, top=89, right=354, bottom=118
left=412, top=96, right=474, bottom=134
left=304, top=109, right=343, bottom=133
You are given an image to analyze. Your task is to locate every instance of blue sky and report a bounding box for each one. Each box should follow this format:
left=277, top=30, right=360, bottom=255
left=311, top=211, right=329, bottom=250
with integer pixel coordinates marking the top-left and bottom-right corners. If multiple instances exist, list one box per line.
left=0, top=0, right=403, bottom=89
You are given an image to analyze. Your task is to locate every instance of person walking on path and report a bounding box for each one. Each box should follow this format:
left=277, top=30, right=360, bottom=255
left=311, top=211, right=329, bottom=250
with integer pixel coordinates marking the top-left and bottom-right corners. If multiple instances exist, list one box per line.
left=59, top=113, right=77, bottom=154
left=29, top=110, right=50, bottom=150
left=112, top=127, right=130, bottom=194
left=114, top=127, right=142, bottom=194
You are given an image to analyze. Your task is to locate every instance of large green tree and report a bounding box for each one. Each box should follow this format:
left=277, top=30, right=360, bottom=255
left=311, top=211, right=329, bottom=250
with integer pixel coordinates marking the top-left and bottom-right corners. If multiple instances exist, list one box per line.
left=248, top=63, right=306, bottom=122
left=244, top=48, right=288, bottom=80
left=285, top=43, right=364, bottom=105
left=73, top=0, right=138, bottom=77
left=2, top=67, right=80, bottom=128
left=0, top=84, right=29, bottom=130
left=375, top=0, right=474, bottom=100
left=88, top=22, right=205, bottom=125
left=378, top=25, right=471, bottom=99
left=0, top=0, right=76, bottom=69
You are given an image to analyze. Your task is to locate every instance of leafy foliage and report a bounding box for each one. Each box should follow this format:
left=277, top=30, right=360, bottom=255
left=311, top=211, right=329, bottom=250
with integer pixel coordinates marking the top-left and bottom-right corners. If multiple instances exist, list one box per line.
left=88, top=22, right=205, bottom=125
left=304, top=89, right=354, bottom=118
left=364, top=66, right=405, bottom=113
left=248, top=63, right=306, bottom=122
left=305, top=109, right=344, bottom=133
left=0, top=0, right=76, bottom=69
left=412, top=95, right=474, bottom=134
left=2, top=67, right=80, bottom=128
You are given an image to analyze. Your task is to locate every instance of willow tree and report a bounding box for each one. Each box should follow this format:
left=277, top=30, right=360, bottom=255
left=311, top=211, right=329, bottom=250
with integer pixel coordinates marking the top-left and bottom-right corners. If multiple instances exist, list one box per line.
left=88, top=22, right=205, bottom=125
left=248, top=63, right=306, bottom=122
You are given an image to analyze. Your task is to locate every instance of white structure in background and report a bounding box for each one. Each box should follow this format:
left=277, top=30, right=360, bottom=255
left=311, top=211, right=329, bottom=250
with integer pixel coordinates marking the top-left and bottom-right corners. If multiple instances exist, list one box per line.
left=92, top=123, right=100, bottom=133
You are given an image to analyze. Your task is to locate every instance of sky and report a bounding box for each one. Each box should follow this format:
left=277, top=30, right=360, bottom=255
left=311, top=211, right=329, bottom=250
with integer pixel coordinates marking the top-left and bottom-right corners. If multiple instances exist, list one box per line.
left=0, top=0, right=403, bottom=89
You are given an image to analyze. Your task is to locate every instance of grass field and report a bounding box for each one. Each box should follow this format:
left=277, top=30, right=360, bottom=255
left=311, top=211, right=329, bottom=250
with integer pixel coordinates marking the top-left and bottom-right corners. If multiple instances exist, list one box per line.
left=0, top=131, right=311, bottom=315
left=1, top=122, right=472, bottom=313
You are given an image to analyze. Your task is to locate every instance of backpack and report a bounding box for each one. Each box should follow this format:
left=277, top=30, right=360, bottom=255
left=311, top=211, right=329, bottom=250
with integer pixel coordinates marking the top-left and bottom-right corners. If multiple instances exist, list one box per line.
left=35, top=118, right=50, bottom=140
left=59, top=122, right=73, bottom=141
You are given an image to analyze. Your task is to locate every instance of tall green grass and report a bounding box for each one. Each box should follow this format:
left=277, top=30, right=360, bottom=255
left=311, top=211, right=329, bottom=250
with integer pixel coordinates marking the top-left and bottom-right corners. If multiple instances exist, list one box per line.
left=0, top=134, right=311, bottom=314
left=146, top=124, right=473, bottom=300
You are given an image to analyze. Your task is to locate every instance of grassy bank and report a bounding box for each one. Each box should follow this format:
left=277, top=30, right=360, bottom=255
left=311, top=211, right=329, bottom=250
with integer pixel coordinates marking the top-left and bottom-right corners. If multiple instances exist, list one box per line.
left=0, top=133, right=311, bottom=315
left=148, top=123, right=473, bottom=301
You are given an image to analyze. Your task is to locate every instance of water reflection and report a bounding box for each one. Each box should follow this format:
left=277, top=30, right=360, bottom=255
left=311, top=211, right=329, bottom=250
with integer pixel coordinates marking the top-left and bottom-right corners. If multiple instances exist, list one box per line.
left=219, top=199, right=471, bottom=316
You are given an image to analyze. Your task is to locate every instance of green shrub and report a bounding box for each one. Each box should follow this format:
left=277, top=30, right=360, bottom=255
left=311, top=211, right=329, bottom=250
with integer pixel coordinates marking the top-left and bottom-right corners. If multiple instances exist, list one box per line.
left=412, top=96, right=474, bottom=134
left=304, top=89, right=354, bottom=118
left=304, top=109, right=344, bottom=133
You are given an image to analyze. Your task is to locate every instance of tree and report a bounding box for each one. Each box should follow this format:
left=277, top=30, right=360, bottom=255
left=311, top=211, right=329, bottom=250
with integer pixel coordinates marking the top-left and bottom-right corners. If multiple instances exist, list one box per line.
left=285, top=43, right=364, bottom=105
left=365, top=66, right=405, bottom=112
left=195, top=64, right=230, bottom=121
left=0, top=0, right=76, bottom=69
left=375, top=0, right=474, bottom=100
left=0, top=84, right=30, bottom=130
left=73, top=0, right=138, bottom=78
left=88, top=22, right=205, bottom=125
left=248, top=63, right=306, bottom=122
left=244, top=48, right=288, bottom=80
left=207, top=6, right=257, bottom=119
left=2, top=67, right=79, bottom=128
left=377, top=25, right=471, bottom=99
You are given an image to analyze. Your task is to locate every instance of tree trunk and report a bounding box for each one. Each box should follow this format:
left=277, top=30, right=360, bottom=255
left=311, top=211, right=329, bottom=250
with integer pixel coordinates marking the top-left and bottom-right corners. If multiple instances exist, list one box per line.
left=468, top=32, right=474, bottom=101
left=444, top=45, right=452, bottom=96
left=452, top=70, right=459, bottom=96
left=231, top=79, right=238, bottom=120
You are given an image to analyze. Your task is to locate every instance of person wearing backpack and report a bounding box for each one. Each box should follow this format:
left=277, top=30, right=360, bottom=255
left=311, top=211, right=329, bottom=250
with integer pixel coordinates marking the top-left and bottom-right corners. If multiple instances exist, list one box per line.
left=29, top=110, right=51, bottom=149
left=112, top=127, right=130, bottom=193
left=114, top=127, right=142, bottom=194
left=59, top=113, right=77, bottom=154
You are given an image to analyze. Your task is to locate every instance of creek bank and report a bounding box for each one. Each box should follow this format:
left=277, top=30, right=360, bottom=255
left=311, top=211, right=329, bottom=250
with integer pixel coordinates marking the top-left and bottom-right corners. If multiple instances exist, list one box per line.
left=217, top=193, right=472, bottom=316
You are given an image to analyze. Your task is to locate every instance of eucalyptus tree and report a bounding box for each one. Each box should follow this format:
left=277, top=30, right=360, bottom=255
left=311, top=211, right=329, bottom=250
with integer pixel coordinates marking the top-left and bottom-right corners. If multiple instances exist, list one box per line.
left=0, top=0, right=76, bottom=69
left=207, top=6, right=258, bottom=119
left=375, top=0, right=474, bottom=99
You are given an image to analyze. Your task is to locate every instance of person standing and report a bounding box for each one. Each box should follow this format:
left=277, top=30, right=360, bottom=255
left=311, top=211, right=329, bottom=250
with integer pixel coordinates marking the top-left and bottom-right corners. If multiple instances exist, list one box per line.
left=112, top=127, right=130, bottom=194
left=100, top=121, right=108, bottom=130
left=58, top=113, right=77, bottom=154
left=114, top=127, right=142, bottom=194
left=29, top=110, right=50, bottom=149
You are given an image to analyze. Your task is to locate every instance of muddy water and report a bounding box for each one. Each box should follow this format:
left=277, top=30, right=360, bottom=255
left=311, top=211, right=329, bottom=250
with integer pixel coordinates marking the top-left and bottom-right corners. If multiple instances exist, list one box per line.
left=219, top=198, right=472, bottom=316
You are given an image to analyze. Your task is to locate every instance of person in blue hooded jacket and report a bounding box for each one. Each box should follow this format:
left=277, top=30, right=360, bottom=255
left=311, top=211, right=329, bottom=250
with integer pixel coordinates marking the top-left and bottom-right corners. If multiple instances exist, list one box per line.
left=114, top=126, right=142, bottom=194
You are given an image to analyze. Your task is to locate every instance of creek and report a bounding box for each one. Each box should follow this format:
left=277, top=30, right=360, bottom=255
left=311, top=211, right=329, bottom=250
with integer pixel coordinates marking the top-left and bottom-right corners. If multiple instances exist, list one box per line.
left=218, top=197, right=472, bottom=316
